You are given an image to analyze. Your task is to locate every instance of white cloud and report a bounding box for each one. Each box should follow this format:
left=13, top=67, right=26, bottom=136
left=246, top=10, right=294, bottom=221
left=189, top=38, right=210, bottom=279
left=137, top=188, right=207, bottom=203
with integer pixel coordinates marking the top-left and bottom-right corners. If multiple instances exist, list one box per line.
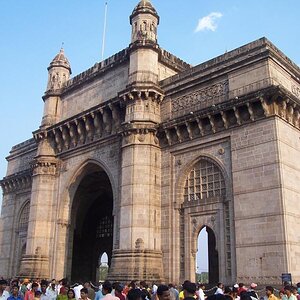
left=195, top=12, right=223, bottom=32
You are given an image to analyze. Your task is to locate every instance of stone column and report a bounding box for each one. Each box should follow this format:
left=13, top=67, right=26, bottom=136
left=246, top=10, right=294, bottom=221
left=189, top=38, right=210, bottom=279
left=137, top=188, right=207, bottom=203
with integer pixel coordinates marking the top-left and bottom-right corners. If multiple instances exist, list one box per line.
left=19, top=138, right=58, bottom=279
left=109, top=129, right=163, bottom=281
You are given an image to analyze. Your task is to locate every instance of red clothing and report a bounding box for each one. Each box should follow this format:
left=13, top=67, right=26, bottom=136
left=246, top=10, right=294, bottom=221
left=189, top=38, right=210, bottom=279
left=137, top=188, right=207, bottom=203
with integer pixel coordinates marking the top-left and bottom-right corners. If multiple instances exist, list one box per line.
left=24, top=291, right=35, bottom=300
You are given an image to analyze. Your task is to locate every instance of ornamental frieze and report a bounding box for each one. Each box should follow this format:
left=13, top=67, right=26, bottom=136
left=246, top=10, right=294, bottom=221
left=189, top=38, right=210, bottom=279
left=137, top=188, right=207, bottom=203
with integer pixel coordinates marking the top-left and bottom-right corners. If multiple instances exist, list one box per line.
left=292, top=84, right=300, bottom=98
left=172, top=80, right=229, bottom=114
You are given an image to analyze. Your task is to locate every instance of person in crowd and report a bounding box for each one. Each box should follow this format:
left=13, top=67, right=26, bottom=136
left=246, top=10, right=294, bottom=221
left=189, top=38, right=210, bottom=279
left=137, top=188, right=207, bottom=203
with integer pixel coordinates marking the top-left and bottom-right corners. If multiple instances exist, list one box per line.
left=101, top=282, right=118, bottom=300
left=40, top=281, right=49, bottom=300
left=114, top=284, right=125, bottom=300
left=247, top=284, right=258, bottom=299
left=24, top=283, right=39, bottom=300
left=297, top=285, right=300, bottom=296
left=127, top=289, right=143, bottom=300
left=74, top=284, right=84, bottom=300
left=67, top=290, right=76, bottom=300
left=215, top=284, right=224, bottom=295
left=156, top=286, right=171, bottom=300
left=79, top=289, right=90, bottom=300
left=34, top=291, right=41, bottom=300
left=94, top=287, right=103, bottom=300
left=238, top=285, right=247, bottom=297
left=265, top=286, right=278, bottom=300
left=291, top=287, right=300, bottom=300
left=283, top=286, right=296, bottom=300
left=197, top=284, right=205, bottom=300
left=182, top=281, right=196, bottom=300
left=279, top=290, right=285, bottom=300
left=168, top=284, right=179, bottom=300
left=140, top=282, right=151, bottom=300
left=20, top=280, right=29, bottom=298
left=84, top=283, right=95, bottom=300
left=8, top=286, right=22, bottom=300
left=57, top=287, right=68, bottom=300
left=46, top=281, right=57, bottom=300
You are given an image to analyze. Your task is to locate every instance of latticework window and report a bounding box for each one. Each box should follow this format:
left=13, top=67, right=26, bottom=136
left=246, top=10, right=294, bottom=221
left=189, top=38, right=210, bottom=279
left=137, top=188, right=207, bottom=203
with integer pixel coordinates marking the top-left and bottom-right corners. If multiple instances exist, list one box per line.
left=184, top=159, right=225, bottom=202
left=96, top=216, right=113, bottom=238
left=19, top=202, right=30, bottom=231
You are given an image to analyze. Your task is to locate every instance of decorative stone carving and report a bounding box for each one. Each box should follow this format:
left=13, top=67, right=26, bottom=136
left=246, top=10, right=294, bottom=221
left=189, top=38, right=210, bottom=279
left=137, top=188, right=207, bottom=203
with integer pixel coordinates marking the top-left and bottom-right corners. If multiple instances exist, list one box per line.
left=172, top=80, right=229, bottom=114
left=31, top=159, right=58, bottom=176
left=0, top=171, right=32, bottom=195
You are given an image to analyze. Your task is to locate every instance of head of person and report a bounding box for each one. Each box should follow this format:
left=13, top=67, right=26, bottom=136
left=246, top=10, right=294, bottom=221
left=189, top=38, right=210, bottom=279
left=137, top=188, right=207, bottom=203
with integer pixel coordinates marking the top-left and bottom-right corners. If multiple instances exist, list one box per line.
left=128, top=289, right=142, bottom=300
left=238, top=284, right=244, bottom=289
left=84, top=282, right=91, bottom=289
left=67, top=289, right=76, bottom=300
left=32, top=283, right=39, bottom=292
left=250, top=283, right=257, bottom=290
left=266, top=286, right=274, bottom=297
left=157, top=285, right=171, bottom=300
left=140, top=281, right=148, bottom=289
left=35, top=291, right=42, bottom=299
left=182, top=281, right=197, bottom=299
left=102, top=281, right=112, bottom=295
left=224, top=287, right=232, bottom=295
left=80, top=288, right=89, bottom=299
left=0, top=280, right=7, bottom=292
left=198, top=283, right=205, bottom=290
left=11, top=285, right=19, bottom=296
left=279, top=290, right=284, bottom=299
left=60, top=287, right=67, bottom=295
left=284, top=286, right=292, bottom=297
left=218, top=283, right=224, bottom=290
left=23, top=279, right=29, bottom=285
left=41, top=280, right=48, bottom=293
left=115, top=284, right=124, bottom=297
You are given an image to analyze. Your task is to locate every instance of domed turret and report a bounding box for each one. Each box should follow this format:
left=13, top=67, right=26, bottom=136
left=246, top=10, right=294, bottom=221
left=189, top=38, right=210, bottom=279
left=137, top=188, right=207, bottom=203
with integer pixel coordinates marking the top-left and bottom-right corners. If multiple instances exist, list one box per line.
left=130, top=0, right=159, bottom=44
left=46, top=48, right=72, bottom=91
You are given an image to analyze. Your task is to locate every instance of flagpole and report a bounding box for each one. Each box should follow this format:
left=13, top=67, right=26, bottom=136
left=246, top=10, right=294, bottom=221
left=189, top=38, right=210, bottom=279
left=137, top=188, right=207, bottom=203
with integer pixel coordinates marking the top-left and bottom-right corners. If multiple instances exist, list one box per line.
left=101, top=1, right=108, bottom=61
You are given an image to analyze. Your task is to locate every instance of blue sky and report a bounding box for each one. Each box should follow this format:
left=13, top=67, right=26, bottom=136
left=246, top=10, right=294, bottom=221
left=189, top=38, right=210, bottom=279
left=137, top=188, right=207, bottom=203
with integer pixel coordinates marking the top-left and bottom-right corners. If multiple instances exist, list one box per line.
left=0, top=0, right=300, bottom=271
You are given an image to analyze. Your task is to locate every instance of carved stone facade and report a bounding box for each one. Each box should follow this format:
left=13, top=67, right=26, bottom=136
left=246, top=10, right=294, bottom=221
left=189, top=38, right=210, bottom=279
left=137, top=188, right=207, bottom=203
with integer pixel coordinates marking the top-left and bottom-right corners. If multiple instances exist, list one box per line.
left=1, top=0, right=300, bottom=284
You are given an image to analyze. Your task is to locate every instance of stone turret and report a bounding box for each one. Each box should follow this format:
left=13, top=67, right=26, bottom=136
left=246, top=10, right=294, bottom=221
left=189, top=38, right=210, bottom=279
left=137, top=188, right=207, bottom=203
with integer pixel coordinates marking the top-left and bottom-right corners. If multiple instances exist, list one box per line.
left=46, top=48, right=71, bottom=91
left=130, top=0, right=159, bottom=44
left=41, top=48, right=71, bottom=128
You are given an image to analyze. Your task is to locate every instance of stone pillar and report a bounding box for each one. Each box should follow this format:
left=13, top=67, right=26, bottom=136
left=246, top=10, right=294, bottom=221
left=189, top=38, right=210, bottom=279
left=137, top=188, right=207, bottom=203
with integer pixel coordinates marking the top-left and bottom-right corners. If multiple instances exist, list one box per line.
left=109, top=125, right=163, bottom=282
left=19, top=138, right=58, bottom=279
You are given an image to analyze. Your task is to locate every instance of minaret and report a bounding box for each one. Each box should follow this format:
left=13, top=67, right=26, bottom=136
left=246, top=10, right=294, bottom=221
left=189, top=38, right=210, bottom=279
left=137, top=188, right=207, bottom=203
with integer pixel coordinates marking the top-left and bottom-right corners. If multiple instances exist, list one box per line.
left=109, top=1, right=164, bottom=282
left=18, top=50, right=71, bottom=279
left=41, top=48, right=71, bottom=128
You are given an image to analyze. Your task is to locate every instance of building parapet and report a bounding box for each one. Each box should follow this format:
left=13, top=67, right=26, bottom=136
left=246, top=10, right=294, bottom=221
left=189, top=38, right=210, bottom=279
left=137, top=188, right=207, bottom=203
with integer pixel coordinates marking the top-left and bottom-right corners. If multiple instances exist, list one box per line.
left=61, top=48, right=130, bottom=95
left=158, top=47, right=191, bottom=72
left=160, top=37, right=300, bottom=89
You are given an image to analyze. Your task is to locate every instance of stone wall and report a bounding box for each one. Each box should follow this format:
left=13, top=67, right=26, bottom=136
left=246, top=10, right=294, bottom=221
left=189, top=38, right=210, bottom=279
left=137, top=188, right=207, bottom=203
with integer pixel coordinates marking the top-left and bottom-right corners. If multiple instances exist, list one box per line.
left=275, top=117, right=300, bottom=282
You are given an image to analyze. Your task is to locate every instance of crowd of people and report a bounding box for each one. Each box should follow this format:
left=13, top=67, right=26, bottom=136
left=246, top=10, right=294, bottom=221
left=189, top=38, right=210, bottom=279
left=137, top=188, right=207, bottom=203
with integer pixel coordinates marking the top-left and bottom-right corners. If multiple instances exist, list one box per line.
left=0, top=278, right=300, bottom=300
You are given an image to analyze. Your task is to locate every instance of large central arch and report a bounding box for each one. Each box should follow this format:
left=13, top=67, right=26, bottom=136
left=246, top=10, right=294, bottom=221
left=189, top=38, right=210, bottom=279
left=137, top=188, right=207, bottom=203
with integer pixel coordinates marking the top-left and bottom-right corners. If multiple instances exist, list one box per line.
left=68, top=163, right=114, bottom=282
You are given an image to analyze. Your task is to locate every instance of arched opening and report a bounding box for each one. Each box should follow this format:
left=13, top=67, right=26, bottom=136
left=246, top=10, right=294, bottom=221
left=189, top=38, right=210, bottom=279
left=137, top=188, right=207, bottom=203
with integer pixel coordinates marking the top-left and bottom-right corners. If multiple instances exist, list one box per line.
left=97, top=252, right=109, bottom=282
left=196, top=226, right=219, bottom=284
left=70, top=165, right=113, bottom=282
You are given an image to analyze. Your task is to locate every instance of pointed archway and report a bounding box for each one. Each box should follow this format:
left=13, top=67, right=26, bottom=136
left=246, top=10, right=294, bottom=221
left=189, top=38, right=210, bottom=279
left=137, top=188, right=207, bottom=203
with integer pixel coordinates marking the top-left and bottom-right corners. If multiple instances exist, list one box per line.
left=69, top=164, right=114, bottom=282
left=196, top=226, right=219, bottom=284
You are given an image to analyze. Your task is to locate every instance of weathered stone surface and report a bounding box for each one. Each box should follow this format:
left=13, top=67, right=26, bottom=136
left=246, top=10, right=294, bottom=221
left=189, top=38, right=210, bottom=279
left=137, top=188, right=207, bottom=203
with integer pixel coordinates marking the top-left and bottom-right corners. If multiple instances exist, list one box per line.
left=1, top=1, right=300, bottom=285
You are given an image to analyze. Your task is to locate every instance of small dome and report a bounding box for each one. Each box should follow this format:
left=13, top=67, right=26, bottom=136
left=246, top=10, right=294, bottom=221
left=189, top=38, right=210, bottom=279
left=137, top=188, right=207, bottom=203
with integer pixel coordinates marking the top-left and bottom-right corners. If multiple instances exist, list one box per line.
left=130, top=0, right=159, bottom=24
left=48, top=48, right=71, bottom=73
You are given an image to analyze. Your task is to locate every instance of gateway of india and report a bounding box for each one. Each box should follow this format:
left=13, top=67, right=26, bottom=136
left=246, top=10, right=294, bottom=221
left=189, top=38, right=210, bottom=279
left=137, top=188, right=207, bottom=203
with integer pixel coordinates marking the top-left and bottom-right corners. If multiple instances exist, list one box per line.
left=1, top=0, right=300, bottom=285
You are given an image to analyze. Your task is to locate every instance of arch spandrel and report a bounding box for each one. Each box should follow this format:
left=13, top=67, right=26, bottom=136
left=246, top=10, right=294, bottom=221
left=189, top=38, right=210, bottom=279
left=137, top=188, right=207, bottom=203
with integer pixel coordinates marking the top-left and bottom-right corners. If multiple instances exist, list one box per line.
left=174, top=154, right=230, bottom=209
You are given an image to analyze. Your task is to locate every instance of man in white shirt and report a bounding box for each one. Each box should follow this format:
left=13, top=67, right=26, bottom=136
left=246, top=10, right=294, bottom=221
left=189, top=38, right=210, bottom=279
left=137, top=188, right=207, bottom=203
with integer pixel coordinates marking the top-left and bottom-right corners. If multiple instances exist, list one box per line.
left=74, top=284, right=84, bottom=300
left=198, top=284, right=205, bottom=300
left=215, top=283, right=224, bottom=295
left=0, top=280, right=9, bottom=300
